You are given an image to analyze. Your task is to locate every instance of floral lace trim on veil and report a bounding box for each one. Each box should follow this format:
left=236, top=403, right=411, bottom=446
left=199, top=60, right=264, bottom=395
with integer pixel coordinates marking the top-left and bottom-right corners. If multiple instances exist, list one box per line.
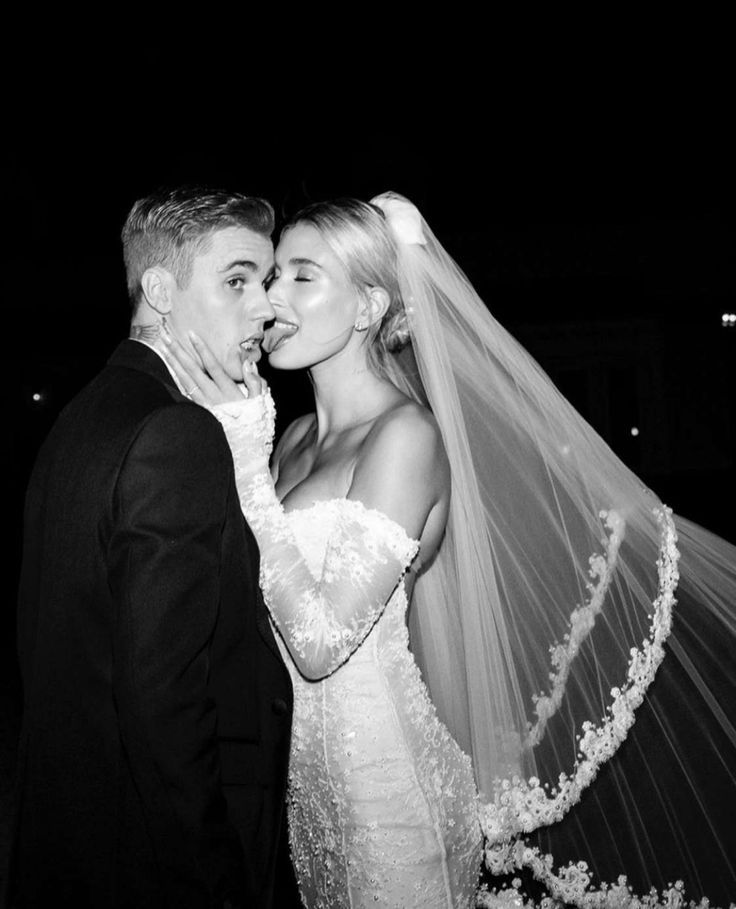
left=476, top=508, right=719, bottom=908
left=526, top=510, right=626, bottom=749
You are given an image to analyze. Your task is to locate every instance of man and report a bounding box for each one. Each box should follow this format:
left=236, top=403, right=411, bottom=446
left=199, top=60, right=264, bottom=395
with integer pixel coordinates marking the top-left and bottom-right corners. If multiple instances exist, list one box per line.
left=6, top=188, right=293, bottom=907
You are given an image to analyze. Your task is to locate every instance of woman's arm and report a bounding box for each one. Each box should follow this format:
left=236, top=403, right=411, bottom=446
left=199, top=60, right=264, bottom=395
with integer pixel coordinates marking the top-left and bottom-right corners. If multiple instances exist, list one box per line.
left=214, top=401, right=441, bottom=680
left=158, top=333, right=448, bottom=680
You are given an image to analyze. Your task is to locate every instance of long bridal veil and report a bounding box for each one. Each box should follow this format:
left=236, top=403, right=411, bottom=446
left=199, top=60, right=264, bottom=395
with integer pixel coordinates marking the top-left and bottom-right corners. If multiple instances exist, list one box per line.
left=371, top=193, right=736, bottom=907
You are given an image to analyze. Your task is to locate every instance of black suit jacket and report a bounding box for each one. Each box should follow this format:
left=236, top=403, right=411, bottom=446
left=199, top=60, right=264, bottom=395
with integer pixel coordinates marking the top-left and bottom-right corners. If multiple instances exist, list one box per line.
left=6, top=340, right=292, bottom=908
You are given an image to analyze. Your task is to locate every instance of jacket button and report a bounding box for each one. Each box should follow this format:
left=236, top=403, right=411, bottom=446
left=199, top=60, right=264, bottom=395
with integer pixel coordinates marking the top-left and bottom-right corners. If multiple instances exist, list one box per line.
left=271, top=698, right=289, bottom=716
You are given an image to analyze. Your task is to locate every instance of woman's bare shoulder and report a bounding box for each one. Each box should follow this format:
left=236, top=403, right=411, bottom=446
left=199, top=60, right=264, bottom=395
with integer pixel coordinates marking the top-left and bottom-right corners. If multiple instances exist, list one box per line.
left=359, top=397, right=449, bottom=486
left=373, top=397, right=444, bottom=453
left=348, top=396, right=449, bottom=542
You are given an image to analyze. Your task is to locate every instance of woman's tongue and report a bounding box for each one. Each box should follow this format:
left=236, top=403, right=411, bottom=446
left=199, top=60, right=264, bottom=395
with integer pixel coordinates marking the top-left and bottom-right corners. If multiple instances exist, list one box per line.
left=263, top=320, right=298, bottom=353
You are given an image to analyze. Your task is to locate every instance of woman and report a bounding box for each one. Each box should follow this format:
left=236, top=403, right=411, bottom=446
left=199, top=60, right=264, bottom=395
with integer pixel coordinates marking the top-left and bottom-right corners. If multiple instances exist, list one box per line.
left=164, top=194, right=736, bottom=908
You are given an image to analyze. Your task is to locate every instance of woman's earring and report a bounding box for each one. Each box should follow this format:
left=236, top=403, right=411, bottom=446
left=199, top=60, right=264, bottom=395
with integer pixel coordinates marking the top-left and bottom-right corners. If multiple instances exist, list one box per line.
left=355, top=321, right=366, bottom=331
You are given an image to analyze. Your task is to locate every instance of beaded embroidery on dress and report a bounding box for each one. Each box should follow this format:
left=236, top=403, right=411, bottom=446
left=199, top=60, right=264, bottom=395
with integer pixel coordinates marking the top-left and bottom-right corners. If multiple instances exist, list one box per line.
left=280, top=500, right=482, bottom=908
left=211, top=391, right=482, bottom=908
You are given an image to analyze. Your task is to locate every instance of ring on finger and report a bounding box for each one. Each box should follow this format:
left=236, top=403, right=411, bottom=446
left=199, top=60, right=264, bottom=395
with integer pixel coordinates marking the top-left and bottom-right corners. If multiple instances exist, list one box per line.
left=185, top=385, right=199, bottom=397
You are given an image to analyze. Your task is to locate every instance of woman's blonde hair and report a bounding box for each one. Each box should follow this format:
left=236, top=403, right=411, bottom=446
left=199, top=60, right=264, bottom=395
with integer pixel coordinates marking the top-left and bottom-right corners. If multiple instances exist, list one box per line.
left=284, top=198, right=411, bottom=379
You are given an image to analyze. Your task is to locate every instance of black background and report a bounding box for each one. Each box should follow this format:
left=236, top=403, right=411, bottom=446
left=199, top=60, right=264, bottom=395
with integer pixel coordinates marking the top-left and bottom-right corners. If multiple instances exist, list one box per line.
left=1, top=41, right=734, bottom=901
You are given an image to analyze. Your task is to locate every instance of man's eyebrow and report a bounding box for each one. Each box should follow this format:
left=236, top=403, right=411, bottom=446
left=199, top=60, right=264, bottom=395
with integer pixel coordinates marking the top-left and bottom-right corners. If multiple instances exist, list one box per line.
left=218, top=259, right=260, bottom=273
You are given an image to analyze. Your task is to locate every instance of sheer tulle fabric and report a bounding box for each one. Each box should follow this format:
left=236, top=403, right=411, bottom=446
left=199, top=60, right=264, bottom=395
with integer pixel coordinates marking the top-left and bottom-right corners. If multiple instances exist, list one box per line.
left=372, top=193, right=736, bottom=906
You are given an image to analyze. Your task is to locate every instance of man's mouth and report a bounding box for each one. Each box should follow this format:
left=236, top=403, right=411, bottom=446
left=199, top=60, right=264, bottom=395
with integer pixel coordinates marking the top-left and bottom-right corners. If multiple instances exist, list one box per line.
left=240, top=335, right=264, bottom=359
left=263, top=320, right=298, bottom=354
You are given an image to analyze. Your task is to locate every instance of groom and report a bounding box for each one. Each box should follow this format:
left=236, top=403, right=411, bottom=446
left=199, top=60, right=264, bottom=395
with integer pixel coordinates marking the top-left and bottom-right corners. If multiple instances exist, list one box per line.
left=6, top=188, right=293, bottom=908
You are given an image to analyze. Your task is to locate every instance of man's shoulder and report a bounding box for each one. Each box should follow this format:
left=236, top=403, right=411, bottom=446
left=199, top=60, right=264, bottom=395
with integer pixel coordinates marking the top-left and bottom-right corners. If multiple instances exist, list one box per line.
left=135, top=399, right=224, bottom=444
left=49, top=358, right=223, bottom=457
left=56, top=361, right=173, bottom=430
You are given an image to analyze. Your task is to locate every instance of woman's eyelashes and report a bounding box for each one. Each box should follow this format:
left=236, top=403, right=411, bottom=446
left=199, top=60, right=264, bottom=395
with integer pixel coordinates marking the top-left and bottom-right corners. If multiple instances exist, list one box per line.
left=265, top=269, right=313, bottom=289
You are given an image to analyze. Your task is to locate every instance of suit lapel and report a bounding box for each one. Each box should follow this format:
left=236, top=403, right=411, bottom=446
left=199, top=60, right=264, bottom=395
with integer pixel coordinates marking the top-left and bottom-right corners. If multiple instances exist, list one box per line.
left=107, top=339, right=185, bottom=401
left=109, top=340, right=285, bottom=663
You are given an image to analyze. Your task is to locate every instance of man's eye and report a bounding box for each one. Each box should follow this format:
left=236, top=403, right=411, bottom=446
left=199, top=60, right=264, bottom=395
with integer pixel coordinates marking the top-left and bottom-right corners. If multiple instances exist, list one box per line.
left=227, top=276, right=246, bottom=288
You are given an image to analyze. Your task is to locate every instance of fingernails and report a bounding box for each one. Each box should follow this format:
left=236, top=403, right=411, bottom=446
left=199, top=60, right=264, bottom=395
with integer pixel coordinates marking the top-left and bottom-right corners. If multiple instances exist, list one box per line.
left=188, top=331, right=201, bottom=344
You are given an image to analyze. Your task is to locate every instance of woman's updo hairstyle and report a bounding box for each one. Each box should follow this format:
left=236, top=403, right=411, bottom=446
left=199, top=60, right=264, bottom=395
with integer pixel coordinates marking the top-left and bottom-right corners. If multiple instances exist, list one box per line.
left=283, top=198, right=411, bottom=379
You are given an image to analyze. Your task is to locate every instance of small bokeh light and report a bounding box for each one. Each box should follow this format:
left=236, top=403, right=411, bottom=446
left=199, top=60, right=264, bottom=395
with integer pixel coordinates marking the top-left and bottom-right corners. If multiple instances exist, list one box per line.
left=721, top=313, right=736, bottom=328
left=630, top=427, right=640, bottom=437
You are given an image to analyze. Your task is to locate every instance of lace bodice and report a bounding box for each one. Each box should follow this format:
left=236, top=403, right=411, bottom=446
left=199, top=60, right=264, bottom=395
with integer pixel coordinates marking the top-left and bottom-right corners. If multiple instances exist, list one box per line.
left=212, top=392, right=419, bottom=679
left=262, top=486, right=419, bottom=678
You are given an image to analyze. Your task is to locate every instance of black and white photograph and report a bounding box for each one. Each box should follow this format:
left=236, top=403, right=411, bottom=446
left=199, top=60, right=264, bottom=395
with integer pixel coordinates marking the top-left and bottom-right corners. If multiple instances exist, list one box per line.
left=1, top=47, right=734, bottom=908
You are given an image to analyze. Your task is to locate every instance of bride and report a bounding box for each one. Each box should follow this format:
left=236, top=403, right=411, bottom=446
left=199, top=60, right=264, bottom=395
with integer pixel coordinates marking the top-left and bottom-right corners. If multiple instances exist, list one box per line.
left=163, top=193, right=736, bottom=908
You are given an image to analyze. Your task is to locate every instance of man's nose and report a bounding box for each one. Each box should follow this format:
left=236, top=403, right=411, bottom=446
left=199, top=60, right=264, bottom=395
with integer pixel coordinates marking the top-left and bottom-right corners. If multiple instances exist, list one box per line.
left=248, top=286, right=276, bottom=323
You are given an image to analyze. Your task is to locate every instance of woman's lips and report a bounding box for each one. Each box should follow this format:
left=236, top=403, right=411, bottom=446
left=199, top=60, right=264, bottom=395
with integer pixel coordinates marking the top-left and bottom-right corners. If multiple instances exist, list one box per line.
left=263, top=320, right=298, bottom=353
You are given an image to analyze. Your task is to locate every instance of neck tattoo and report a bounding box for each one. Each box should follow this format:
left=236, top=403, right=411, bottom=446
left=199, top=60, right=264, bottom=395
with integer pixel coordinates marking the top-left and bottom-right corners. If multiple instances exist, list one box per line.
left=130, top=318, right=167, bottom=343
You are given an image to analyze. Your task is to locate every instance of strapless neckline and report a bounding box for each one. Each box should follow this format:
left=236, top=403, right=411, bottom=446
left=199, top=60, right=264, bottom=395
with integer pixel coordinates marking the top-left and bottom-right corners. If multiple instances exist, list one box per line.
left=282, top=497, right=421, bottom=548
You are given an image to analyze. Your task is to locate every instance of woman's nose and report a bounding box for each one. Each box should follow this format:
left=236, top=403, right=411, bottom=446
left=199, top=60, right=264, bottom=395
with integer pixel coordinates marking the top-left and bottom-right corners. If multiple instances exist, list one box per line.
left=266, top=276, right=285, bottom=306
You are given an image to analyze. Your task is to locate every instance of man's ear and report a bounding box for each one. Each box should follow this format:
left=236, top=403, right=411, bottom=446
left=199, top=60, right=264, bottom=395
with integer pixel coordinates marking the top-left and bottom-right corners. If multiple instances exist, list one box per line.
left=140, top=267, right=174, bottom=316
left=356, top=286, right=390, bottom=329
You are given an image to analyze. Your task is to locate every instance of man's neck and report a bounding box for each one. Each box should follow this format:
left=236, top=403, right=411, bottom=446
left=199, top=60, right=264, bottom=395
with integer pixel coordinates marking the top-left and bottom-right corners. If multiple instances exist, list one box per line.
left=129, top=327, right=186, bottom=394
left=130, top=322, right=164, bottom=344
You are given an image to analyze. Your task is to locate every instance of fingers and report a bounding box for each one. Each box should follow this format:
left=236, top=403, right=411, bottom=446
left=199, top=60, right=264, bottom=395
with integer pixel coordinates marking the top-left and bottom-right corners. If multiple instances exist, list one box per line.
left=241, top=359, right=266, bottom=398
left=160, top=329, right=252, bottom=405
left=162, top=331, right=228, bottom=405
left=161, top=332, right=213, bottom=399
left=188, top=332, right=239, bottom=399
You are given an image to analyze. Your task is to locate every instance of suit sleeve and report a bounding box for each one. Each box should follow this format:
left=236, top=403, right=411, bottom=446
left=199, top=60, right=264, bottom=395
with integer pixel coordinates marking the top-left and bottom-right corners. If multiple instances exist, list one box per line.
left=108, top=402, right=247, bottom=906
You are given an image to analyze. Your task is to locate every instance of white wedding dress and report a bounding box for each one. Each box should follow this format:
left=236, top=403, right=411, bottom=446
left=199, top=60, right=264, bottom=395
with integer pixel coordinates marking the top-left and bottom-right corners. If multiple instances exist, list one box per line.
left=212, top=393, right=482, bottom=909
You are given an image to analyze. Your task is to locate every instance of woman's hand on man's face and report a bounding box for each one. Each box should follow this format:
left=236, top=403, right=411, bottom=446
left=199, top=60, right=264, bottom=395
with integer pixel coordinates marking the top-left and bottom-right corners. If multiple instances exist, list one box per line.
left=161, top=329, right=267, bottom=405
